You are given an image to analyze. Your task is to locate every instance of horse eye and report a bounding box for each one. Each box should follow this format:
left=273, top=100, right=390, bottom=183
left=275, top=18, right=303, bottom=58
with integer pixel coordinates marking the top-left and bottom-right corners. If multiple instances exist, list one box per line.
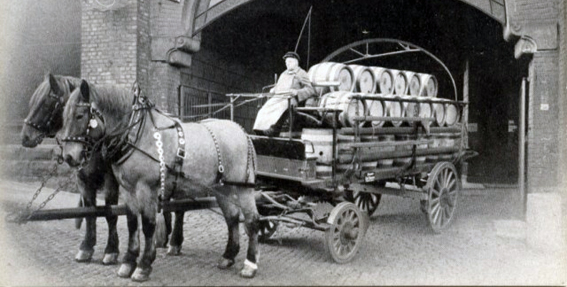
left=76, top=114, right=84, bottom=120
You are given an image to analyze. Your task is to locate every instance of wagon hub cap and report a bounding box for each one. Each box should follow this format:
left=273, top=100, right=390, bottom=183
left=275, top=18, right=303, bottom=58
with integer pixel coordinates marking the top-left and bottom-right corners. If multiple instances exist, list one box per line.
left=341, top=222, right=358, bottom=242
left=439, top=188, right=451, bottom=208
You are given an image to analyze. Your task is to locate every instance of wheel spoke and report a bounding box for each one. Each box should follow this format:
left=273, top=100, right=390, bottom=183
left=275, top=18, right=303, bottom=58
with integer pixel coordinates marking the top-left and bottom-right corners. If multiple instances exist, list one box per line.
left=430, top=200, right=441, bottom=215
left=441, top=169, right=448, bottom=187
left=370, top=193, right=377, bottom=203
left=337, top=244, right=343, bottom=255
left=444, top=204, right=453, bottom=218
left=429, top=197, right=440, bottom=206
left=433, top=203, right=442, bottom=223
left=436, top=177, right=443, bottom=190
left=447, top=178, right=456, bottom=190
left=431, top=187, right=440, bottom=196
left=439, top=207, right=446, bottom=226
left=447, top=169, right=453, bottom=186
left=348, top=210, right=356, bottom=222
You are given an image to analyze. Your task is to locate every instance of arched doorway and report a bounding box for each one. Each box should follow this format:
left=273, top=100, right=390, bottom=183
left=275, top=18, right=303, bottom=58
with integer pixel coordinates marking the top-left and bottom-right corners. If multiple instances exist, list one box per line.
left=184, top=0, right=528, bottom=184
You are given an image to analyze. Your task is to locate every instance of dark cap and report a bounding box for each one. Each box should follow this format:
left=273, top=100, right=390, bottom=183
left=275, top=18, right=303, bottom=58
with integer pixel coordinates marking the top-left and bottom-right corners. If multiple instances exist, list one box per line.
left=283, top=51, right=300, bottom=61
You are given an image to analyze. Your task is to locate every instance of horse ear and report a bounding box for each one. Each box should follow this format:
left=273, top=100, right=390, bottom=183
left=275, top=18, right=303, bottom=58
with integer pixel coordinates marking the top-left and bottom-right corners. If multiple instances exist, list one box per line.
left=48, top=73, right=62, bottom=95
left=80, top=80, right=90, bottom=102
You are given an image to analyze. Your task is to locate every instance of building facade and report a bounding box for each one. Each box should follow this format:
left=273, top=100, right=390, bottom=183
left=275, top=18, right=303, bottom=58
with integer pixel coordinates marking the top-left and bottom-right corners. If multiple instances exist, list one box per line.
left=78, top=0, right=565, bottom=248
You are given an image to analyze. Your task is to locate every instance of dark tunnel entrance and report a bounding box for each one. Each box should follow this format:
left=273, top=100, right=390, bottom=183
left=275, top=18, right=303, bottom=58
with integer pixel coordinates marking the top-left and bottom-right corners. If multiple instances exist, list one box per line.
left=189, top=0, right=530, bottom=184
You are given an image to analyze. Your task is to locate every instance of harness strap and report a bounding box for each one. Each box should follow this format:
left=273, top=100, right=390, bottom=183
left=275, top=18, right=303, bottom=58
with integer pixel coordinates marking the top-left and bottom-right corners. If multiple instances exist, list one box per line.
left=170, top=122, right=186, bottom=197
left=201, top=124, right=225, bottom=185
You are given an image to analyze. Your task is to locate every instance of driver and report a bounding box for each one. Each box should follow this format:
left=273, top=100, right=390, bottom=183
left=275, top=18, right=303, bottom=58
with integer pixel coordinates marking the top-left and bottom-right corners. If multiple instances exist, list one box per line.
left=253, top=51, right=316, bottom=136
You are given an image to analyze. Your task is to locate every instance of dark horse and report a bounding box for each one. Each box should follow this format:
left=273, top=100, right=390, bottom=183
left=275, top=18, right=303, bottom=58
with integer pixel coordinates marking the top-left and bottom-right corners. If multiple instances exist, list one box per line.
left=21, top=74, right=120, bottom=264
left=61, top=80, right=260, bottom=282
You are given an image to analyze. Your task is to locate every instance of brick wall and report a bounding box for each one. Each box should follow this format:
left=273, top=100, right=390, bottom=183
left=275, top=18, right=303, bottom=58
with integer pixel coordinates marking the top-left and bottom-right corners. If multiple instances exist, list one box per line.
left=527, top=51, right=560, bottom=191
left=150, top=0, right=184, bottom=36
left=511, top=0, right=561, bottom=26
left=509, top=0, right=564, bottom=193
left=137, top=0, right=151, bottom=95
left=145, top=0, right=186, bottom=112
left=81, top=0, right=138, bottom=88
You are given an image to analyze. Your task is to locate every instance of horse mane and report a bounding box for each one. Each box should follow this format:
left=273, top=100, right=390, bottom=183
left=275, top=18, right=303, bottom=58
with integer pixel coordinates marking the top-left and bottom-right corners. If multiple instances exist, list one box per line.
left=28, top=75, right=82, bottom=108
left=64, top=82, right=132, bottom=131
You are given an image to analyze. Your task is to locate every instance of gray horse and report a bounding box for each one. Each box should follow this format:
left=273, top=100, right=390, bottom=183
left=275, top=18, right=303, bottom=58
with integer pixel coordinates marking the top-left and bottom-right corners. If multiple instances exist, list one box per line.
left=60, top=80, right=260, bottom=282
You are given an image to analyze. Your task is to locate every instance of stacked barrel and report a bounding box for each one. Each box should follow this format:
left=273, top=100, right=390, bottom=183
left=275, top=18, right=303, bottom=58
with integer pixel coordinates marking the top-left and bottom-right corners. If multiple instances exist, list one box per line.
left=307, top=62, right=460, bottom=128
left=305, top=62, right=462, bottom=178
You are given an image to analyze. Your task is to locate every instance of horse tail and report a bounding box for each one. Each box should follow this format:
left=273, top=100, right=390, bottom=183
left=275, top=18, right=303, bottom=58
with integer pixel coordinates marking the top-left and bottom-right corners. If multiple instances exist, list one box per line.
left=246, top=134, right=257, bottom=185
left=235, top=122, right=256, bottom=185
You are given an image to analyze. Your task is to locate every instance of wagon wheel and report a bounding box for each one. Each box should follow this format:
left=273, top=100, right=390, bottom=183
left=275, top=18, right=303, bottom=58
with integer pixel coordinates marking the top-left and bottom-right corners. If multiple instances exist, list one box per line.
left=424, top=162, right=460, bottom=233
left=325, top=202, right=368, bottom=263
left=345, top=190, right=381, bottom=216
left=258, top=220, right=279, bottom=242
left=257, top=205, right=280, bottom=242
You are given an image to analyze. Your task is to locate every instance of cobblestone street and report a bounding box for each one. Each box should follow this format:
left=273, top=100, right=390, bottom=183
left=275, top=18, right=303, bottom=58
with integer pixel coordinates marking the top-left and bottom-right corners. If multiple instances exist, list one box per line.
left=0, top=180, right=564, bottom=286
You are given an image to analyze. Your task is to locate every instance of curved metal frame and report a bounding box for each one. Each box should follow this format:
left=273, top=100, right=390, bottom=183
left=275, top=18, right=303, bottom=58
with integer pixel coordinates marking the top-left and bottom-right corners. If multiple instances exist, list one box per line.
left=321, top=38, right=459, bottom=101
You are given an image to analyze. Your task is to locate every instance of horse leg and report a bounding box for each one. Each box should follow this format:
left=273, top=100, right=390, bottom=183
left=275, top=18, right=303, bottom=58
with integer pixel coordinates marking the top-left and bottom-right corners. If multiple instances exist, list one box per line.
left=117, top=209, right=139, bottom=278
left=215, top=186, right=241, bottom=270
left=102, top=172, right=120, bottom=265
left=131, top=211, right=157, bottom=282
left=237, top=187, right=260, bottom=278
left=75, top=180, right=96, bottom=262
left=167, top=211, right=184, bottom=256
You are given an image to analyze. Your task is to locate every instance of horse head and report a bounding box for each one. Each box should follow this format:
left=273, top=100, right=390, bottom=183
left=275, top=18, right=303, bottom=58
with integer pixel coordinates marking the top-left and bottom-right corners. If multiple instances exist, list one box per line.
left=21, top=73, right=73, bottom=147
left=61, top=80, right=106, bottom=167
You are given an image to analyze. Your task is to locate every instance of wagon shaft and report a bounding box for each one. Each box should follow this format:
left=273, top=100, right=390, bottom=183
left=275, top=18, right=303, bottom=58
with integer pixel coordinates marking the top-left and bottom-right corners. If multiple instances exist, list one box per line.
left=16, top=198, right=218, bottom=222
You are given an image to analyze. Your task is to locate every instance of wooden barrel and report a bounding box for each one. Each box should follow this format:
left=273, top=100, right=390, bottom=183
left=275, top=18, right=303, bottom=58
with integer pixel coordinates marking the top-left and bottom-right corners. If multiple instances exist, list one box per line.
left=308, top=62, right=354, bottom=94
left=401, top=95, right=417, bottom=125
left=427, top=135, right=441, bottom=162
left=431, top=102, right=446, bottom=127
left=349, top=65, right=376, bottom=93
left=394, top=134, right=412, bottom=166
left=319, top=91, right=366, bottom=127
left=438, top=133, right=455, bottom=161
left=392, top=69, right=408, bottom=95
left=371, top=67, right=394, bottom=94
left=383, top=94, right=403, bottom=127
left=352, top=135, right=395, bottom=168
left=377, top=135, right=395, bottom=167
left=419, top=74, right=438, bottom=97
left=443, top=100, right=459, bottom=126
left=365, top=96, right=385, bottom=128
left=416, top=141, right=428, bottom=163
left=407, top=71, right=421, bottom=96
left=302, top=129, right=333, bottom=165
left=418, top=99, right=432, bottom=119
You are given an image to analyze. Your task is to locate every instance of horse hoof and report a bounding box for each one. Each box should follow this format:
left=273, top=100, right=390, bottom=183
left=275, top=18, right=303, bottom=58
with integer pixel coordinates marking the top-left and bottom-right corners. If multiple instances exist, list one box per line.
left=117, top=263, right=136, bottom=278
left=131, top=267, right=152, bottom=282
left=240, top=266, right=257, bottom=278
left=102, top=253, right=119, bottom=265
left=217, top=258, right=235, bottom=270
left=75, top=250, right=93, bottom=262
left=166, top=245, right=181, bottom=256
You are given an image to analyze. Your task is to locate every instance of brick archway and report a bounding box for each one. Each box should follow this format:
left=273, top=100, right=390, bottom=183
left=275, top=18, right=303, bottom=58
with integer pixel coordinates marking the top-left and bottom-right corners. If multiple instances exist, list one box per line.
left=183, top=0, right=506, bottom=38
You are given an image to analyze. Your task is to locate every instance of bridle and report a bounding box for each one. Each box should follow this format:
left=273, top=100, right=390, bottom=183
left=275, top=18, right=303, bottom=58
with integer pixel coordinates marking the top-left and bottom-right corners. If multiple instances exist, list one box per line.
left=24, top=91, right=66, bottom=137
left=61, top=101, right=106, bottom=162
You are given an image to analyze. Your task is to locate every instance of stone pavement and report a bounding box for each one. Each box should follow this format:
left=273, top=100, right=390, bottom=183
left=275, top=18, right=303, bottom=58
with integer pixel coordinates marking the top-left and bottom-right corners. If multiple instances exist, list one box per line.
left=0, top=180, right=565, bottom=286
